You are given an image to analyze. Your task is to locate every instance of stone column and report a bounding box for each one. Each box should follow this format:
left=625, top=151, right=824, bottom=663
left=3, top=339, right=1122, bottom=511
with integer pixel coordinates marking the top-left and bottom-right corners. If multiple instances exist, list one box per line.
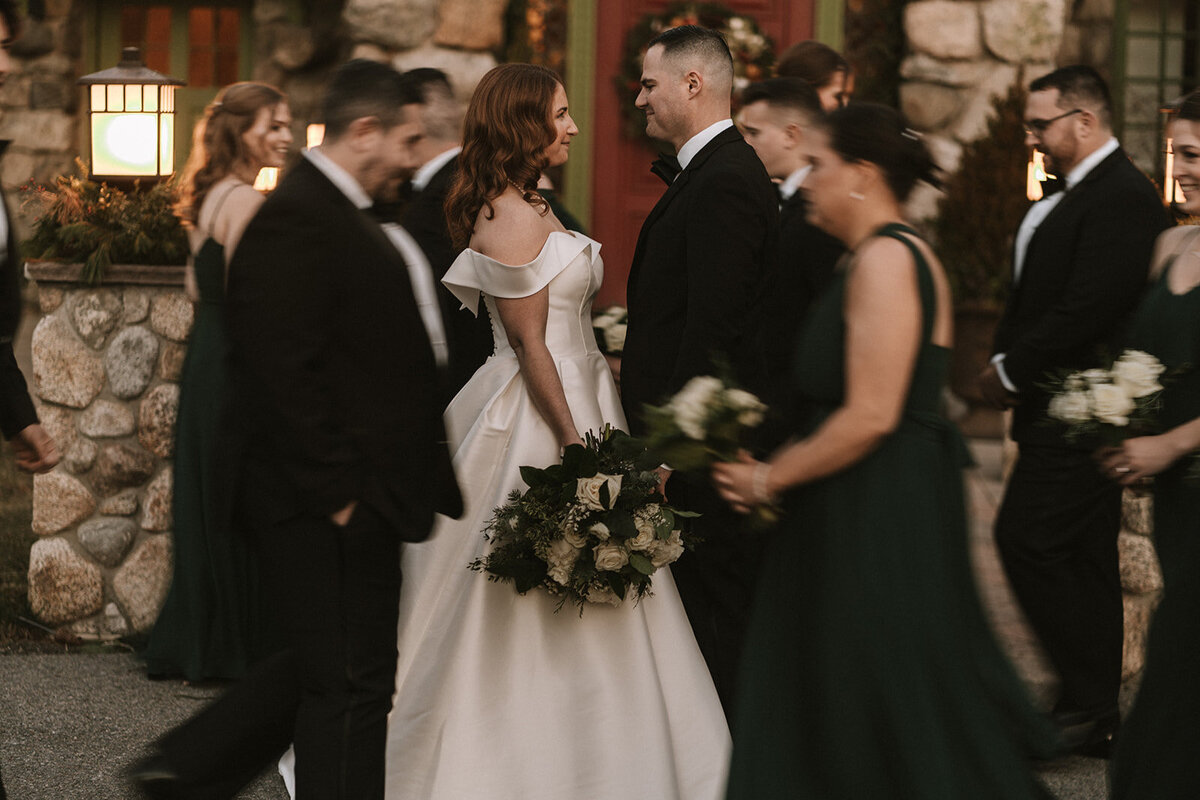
left=1119, top=492, right=1162, bottom=681
left=25, top=262, right=190, bottom=639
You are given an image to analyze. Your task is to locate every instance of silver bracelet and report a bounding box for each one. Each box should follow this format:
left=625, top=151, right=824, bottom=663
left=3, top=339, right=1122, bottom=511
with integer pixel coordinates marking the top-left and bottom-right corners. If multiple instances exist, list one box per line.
left=752, top=462, right=773, bottom=504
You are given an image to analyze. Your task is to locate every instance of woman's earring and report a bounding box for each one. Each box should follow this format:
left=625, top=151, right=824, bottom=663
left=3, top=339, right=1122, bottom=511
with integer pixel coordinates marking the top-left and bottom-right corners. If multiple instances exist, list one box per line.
left=849, top=191, right=865, bottom=201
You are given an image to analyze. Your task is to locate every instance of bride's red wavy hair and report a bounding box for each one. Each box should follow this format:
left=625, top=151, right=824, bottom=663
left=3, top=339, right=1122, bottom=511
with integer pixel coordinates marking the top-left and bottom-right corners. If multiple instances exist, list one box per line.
left=445, top=63, right=561, bottom=249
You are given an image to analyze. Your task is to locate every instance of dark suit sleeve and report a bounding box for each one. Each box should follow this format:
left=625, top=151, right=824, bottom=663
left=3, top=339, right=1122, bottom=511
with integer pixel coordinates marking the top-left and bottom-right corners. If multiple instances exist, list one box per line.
left=0, top=341, right=37, bottom=439
left=225, top=203, right=363, bottom=518
left=668, top=164, right=773, bottom=393
left=1001, top=192, right=1165, bottom=391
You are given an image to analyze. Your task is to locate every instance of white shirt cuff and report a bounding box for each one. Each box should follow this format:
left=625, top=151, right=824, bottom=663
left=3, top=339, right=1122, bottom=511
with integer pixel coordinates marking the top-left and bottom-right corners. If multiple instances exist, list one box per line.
left=990, top=354, right=1018, bottom=394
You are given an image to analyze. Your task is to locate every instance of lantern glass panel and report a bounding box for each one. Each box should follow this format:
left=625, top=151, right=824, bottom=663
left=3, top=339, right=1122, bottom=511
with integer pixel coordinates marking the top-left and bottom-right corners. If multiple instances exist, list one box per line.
left=160, top=114, right=175, bottom=176
left=125, top=85, right=142, bottom=112
left=107, top=84, right=124, bottom=112
left=92, top=113, right=158, bottom=176
left=144, top=85, right=158, bottom=112
left=90, top=85, right=105, bottom=112
left=162, top=85, right=174, bottom=113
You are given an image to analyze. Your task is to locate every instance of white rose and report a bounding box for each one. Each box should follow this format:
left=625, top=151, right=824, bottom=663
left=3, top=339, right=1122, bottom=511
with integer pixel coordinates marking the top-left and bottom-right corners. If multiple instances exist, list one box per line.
left=669, top=376, right=722, bottom=439
left=576, top=473, right=623, bottom=511
left=1080, top=368, right=1111, bottom=386
left=1048, top=390, right=1092, bottom=424
left=604, top=323, right=627, bottom=354
left=589, top=522, right=611, bottom=541
left=562, top=527, right=588, bottom=548
left=593, top=542, right=630, bottom=572
left=545, top=537, right=580, bottom=586
left=1112, top=350, right=1165, bottom=399
left=649, top=530, right=685, bottom=568
left=725, top=388, right=767, bottom=427
left=1091, top=383, right=1135, bottom=427
left=586, top=585, right=624, bottom=606
left=629, top=505, right=661, bottom=552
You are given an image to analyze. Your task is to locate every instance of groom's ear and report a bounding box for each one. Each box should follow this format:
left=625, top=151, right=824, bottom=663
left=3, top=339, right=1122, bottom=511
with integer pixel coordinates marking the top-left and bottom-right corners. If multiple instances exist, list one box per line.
left=684, top=69, right=703, bottom=97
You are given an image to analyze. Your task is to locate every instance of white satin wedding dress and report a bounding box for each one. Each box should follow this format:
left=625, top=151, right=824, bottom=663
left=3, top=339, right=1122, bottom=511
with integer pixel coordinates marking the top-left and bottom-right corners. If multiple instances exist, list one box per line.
left=380, top=230, right=730, bottom=799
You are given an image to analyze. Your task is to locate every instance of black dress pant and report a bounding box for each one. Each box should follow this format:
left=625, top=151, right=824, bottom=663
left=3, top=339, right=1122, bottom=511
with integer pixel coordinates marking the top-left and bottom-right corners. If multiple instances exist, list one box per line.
left=158, top=504, right=403, bottom=800
left=995, top=444, right=1123, bottom=716
left=667, top=473, right=766, bottom=723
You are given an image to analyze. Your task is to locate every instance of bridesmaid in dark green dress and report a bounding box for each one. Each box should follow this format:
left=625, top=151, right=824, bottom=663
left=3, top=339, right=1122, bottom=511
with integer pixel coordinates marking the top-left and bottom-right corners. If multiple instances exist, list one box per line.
left=1105, top=90, right=1200, bottom=800
left=144, top=83, right=293, bottom=681
left=714, top=104, right=1057, bottom=798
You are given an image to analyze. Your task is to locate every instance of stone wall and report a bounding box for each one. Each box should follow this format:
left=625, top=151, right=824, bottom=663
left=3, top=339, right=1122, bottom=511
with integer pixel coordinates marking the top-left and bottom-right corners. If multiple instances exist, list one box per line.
left=25, top=263, right=190, bottom=638
left=1120, top=492, right=1162, bottom=681
left=898, top=0, right=1115, bottom=222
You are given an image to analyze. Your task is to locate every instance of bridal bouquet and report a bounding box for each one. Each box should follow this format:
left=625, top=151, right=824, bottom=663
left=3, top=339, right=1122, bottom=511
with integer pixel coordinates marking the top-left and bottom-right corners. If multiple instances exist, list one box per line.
left=469, top=425, right=698, bottom=611
left=642, top=375, right=768, bottom=471
left=1046, top=349, right=1166, bottom=444
left=592, top=305, right=628, bottom=356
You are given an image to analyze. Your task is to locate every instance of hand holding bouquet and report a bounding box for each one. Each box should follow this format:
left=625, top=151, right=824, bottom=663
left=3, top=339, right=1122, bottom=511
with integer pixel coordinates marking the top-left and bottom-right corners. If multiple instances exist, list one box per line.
left=469, top=425, right=698, bottom=611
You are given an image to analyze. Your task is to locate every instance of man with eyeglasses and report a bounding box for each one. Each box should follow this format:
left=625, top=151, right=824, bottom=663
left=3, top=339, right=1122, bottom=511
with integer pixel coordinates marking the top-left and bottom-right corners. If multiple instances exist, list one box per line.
left=978, top=65, right=1168, bottom=759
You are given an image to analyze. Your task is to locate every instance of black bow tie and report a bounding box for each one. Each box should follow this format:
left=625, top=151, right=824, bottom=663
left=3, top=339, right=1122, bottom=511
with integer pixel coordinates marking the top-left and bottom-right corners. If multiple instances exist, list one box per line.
left=368, top=198, right=405, bottom=224
left=650, top=154, right=681, bottom=186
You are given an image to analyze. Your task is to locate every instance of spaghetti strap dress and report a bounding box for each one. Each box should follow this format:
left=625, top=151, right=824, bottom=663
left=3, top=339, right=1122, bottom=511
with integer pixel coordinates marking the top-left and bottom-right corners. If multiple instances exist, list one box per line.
left=725, top=223, right=1057, bottom=800
left=1111, top=242, right=1200, bottom=800
left=144, top=185, right=261, bottom=680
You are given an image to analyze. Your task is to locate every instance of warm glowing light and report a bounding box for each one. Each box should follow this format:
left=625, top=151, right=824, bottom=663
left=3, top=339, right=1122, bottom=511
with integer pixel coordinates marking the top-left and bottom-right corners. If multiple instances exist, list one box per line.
left=253, top=167, right=279, bottom=192
left=92, top=113, right=158, bottom=175
left=1164, top=138, right=1183, bottom=204
left=306, top=124, right=325, bottom=149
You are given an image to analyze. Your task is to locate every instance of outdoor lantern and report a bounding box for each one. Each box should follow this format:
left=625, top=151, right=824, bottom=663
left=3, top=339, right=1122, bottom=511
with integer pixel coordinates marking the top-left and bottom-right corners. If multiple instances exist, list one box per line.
left=78, top=47, right=185, bottom=181
left=1026, top=150, right=1049, bottom=201
left=1161, top=99, right=1185, bottom=206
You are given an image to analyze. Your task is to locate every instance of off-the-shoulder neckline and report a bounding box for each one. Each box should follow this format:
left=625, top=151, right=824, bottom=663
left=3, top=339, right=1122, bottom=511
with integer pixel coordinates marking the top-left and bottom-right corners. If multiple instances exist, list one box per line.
left=463, top=229, right=595, bottom=268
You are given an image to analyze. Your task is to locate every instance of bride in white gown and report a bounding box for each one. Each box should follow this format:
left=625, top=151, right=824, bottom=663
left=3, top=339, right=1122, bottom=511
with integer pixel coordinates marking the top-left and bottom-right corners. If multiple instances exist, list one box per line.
left=380, top=64, right=729, bottom=799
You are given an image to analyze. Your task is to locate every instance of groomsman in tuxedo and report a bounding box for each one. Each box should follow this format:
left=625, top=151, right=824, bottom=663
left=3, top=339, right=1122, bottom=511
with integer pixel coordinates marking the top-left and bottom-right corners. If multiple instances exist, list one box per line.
left=621, top=24, right=778, bottom=717
left=397, top=68, right=493, bottom=396
left=738, top=77, right=845, bottom=442
left=978, top=65, right=1168, bottom=756
left=0, top=7, right=58, bottom=797
left=131, top=60, right=461, bottom=799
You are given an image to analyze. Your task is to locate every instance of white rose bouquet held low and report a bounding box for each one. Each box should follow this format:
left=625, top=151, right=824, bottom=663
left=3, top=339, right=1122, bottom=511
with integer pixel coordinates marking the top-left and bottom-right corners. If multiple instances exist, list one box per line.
left=592, top=306, right=628, bottom=356
left=642, top=375, right=768, bottom=471
left=468, top=425, right=698, bottom=612
left=1046, top=349, right=1167, bottom=444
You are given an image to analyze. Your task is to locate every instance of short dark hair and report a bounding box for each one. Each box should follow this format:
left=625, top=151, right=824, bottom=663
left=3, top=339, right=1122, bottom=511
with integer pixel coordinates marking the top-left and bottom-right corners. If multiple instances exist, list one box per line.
left=321, top=59, right=421, bottom=140
left=824, top=103, right=941, bottom=202
left=0, top=0, right=21, bottom=41
left=647, top=24, right=733, bottom=77
left=400, top=67, right=454, bottom=102
left=776, top=41, right=848, bottom=88
left=1029, top=65, right=1113, bottom=127
left=741, top=77, right=823, bottom=122
left=1172, top=88, right=1200, bottom=123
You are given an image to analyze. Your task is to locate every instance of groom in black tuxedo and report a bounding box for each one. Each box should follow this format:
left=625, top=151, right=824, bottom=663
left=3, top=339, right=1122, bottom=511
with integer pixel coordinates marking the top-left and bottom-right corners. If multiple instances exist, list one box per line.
left=131, top=60, right=461, bottom=800
left=979, top=66, right=1167, bottom=756
left=621, top=25, right=778, bottom=718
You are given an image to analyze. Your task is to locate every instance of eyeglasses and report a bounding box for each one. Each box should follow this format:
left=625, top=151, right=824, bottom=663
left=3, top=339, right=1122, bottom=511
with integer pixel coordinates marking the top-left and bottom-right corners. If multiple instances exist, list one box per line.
left=1024, top=108, right=1083, bottom=136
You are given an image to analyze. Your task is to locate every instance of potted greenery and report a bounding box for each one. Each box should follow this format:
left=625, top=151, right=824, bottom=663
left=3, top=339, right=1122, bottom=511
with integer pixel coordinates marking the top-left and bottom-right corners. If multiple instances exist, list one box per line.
left=933, top=81, right=1035, bottom=435
left=21, top=161, right=188, bottom=285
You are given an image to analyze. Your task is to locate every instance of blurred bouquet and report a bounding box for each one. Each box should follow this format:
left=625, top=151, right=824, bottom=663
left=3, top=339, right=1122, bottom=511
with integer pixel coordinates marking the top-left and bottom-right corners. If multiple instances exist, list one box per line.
left=643, top=375, right=767, bottom=471
left=469, top=425, right=698, bottom=612
left=1047, top=350, right=1166, bottom=444
left=592, top=305, right=628, bottom=356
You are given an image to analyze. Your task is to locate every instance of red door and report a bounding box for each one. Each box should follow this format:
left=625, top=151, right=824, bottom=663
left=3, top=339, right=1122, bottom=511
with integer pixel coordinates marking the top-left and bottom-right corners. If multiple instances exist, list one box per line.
left=591, top=1, right=816, bottom=307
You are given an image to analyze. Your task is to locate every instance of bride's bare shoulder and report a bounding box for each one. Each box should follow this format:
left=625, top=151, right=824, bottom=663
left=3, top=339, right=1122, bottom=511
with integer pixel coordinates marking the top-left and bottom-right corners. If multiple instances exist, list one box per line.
left=470, top=189, right=556, bottom=265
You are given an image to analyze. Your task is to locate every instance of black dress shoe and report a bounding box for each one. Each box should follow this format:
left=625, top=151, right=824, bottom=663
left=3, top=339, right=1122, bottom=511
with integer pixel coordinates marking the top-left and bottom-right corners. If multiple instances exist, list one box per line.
left=128, top=752, right=186, bottom=800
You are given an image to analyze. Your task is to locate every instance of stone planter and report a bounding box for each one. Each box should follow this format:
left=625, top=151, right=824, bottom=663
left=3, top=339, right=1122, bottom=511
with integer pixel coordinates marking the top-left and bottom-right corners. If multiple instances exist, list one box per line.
left=24, top=260, right=189, bottom=639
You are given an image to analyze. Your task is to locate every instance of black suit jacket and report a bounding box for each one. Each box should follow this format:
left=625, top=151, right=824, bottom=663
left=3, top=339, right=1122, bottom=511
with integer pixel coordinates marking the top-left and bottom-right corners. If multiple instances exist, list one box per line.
left=226, top=157, right=461, bottom=538
left=992, top=147, right=1169, bottom=446
left=399, top=154, right=494, bottom=396
left=758, top=189, right=844, bottom=443
left=0, top=144, right=37, bottom=440
left=621, top=126, right=779, bottom=435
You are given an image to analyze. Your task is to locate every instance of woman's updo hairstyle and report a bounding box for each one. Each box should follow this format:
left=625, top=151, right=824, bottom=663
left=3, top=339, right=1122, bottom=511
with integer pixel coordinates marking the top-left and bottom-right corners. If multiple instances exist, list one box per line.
left=824, top=103, right=941, bottom=202
left=175, top=81, right=285, bottom=227
left=1171, top=88, right=1200, bottom=123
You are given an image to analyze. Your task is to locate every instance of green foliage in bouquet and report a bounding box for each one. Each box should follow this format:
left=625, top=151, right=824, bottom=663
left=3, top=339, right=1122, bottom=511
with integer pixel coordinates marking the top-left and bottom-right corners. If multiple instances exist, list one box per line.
left=21, top=161, right=189, bottom=284
left=469, top=425, right=699, bottom=612
left=1044, top=350, right=1167, bottom=447
left=642, top=374, right=767, bottom=472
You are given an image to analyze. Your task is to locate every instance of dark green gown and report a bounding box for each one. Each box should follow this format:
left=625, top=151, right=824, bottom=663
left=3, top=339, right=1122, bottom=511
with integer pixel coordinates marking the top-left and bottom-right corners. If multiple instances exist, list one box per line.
left=143, top=235, right=259, bottom=680
left=726, top=224, right=1056, bottom=800
left=1111, top=248, right=1200, bottom=800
